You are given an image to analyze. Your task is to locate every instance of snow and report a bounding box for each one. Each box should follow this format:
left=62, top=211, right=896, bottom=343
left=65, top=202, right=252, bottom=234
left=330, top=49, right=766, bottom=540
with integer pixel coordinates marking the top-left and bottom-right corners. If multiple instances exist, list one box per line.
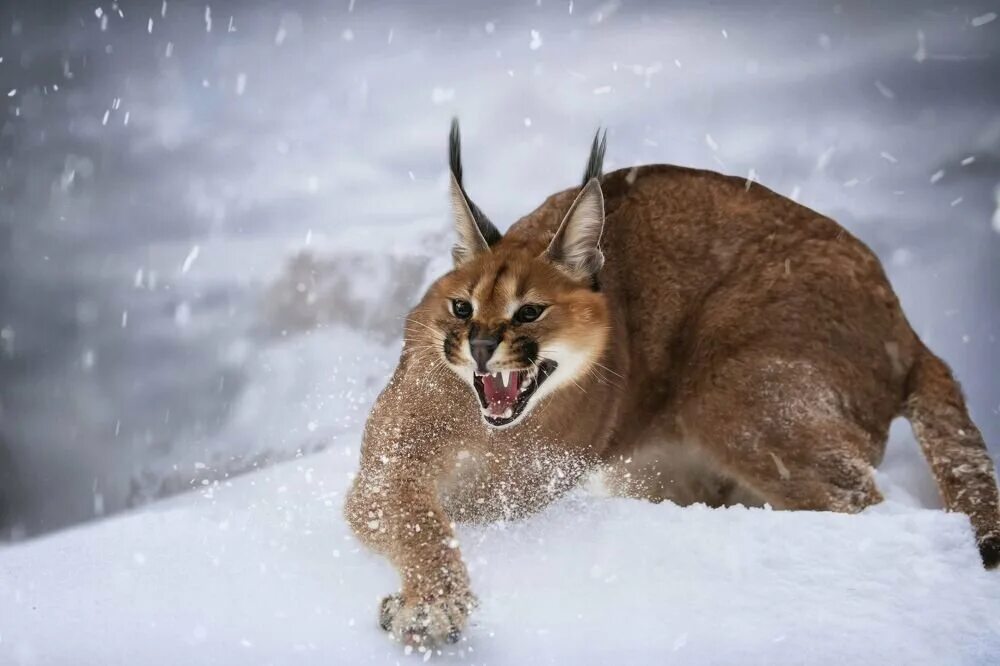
left=0, top=293, right=996, bottom=663
left=1, top=431, right=999, bottom=665
left=2, top=3, right=999, bottom=643
left=972, top=13, right=997, bottom=28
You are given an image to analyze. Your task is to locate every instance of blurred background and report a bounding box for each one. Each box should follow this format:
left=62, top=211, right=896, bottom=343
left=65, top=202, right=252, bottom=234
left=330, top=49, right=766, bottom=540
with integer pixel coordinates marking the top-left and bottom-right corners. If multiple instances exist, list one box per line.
left=0, top=0, right=997, bottom=539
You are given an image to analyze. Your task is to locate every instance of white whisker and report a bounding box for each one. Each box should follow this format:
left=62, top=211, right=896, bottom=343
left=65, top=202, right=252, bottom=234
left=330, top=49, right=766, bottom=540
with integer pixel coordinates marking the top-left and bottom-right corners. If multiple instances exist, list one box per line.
left=590, top=360, right=624, bottom=379
left=404, top=318, right=447, bottom=338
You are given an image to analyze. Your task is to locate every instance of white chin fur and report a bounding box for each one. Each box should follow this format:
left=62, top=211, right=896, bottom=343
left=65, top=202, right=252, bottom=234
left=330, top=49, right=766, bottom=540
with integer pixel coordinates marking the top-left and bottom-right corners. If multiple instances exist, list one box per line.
left=528, top=342, right=592, bottom=405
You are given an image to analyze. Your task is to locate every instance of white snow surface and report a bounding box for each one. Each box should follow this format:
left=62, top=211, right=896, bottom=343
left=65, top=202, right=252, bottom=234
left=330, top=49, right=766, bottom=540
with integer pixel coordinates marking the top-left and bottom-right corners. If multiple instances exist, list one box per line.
left=1, top=430, right=999, bottom=665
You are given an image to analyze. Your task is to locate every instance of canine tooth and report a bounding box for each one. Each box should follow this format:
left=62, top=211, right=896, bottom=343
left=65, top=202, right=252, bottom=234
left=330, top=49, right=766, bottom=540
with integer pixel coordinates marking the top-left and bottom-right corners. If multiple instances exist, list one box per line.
left=500, top=369, right=510, bottom=387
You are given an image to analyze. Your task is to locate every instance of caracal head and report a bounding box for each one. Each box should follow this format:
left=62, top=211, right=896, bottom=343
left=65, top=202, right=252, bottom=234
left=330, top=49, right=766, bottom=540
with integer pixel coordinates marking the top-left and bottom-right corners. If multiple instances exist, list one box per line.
left=406, top=119, right=611, bottom=429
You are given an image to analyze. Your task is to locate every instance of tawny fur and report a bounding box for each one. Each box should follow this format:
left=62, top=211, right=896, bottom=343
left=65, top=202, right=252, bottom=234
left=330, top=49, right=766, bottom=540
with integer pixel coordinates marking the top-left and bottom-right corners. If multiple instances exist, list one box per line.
left=345, top=156, right=1000, bottom=647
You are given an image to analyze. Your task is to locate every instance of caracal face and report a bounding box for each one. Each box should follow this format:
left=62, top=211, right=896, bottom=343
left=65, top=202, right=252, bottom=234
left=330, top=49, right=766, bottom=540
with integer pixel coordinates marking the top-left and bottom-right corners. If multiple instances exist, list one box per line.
left=411, top=242, right=610, bottom=428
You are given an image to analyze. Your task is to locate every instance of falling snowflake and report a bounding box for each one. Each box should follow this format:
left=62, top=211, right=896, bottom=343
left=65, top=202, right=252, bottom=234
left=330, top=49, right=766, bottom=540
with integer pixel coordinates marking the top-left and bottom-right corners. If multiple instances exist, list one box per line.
left=971, top=12, right=996, bottom=27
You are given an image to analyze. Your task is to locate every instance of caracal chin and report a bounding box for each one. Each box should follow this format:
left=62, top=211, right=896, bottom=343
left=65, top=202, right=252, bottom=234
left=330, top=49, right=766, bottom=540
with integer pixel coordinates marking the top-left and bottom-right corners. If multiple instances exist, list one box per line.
left=345, top=119, right=1000, bottom=648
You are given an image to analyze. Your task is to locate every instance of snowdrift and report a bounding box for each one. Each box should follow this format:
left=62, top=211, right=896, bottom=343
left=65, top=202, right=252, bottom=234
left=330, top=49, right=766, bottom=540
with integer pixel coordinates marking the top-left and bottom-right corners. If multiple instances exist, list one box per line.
left=1, top=432, right=998, bottom=665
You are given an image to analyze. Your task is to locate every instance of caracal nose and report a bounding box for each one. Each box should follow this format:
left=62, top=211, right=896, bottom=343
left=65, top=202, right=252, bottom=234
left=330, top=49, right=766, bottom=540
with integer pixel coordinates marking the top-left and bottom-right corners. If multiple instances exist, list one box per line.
left=469, top=335, right=500, bottom=374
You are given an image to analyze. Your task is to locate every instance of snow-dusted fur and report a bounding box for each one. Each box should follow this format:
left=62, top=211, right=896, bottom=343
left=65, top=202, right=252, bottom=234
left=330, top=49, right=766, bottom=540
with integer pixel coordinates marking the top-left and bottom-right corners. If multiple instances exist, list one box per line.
left=345, top=124, right=1000, bottom=648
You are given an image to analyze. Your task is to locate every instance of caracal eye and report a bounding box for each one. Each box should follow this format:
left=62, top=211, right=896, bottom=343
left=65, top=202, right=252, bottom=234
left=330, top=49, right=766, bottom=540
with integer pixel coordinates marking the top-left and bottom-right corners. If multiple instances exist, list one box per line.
left=451, top=299, right=473, bottom=319
left=514, top=304, right=545, bottom=323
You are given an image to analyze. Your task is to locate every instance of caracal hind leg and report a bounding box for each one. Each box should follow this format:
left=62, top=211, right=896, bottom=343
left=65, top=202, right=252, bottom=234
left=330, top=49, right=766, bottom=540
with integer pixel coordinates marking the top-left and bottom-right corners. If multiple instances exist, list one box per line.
left=682, top=357, right=887, bottom=513
left=602, top=433, right=765, bottom=508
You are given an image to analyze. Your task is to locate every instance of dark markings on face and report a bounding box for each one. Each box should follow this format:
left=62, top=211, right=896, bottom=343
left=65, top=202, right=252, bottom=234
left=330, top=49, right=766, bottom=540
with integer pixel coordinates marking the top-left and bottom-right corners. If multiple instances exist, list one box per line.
left=443, top=329, right=462, bottom=365
left=488, top=263, right=508, bottom=298
left=438, top=260, right=556, bottom=372
left=510, top=335, right=539, bottom=365
left=514, top=272, right=529, bottom=299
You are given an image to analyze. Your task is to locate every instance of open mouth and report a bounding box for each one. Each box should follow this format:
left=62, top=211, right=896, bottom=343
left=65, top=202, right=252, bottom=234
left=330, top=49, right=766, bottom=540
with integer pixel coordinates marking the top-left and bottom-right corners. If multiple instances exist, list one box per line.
left=472, top=359, right=558, bottom=427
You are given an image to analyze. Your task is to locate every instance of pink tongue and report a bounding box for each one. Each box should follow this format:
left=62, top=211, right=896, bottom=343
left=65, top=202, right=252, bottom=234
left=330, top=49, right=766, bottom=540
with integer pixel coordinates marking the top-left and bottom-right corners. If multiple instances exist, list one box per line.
left=482, top=372, right=520, bottom=416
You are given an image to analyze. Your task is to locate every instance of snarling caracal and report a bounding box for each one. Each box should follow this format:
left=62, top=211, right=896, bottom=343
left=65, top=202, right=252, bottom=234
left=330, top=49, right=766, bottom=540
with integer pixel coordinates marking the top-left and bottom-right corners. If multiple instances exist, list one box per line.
left=345, top=120, right=1000, bottom=647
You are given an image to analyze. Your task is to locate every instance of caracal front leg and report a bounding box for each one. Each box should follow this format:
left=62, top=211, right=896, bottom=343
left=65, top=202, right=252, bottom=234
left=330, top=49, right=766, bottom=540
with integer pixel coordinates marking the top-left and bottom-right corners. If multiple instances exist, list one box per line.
left=346, top=468, right=477, bottom=647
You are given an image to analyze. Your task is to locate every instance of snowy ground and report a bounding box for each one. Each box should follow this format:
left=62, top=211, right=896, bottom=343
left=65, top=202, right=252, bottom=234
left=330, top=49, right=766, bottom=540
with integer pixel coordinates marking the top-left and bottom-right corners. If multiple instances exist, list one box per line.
left=1, top=432, right=999, bottom=665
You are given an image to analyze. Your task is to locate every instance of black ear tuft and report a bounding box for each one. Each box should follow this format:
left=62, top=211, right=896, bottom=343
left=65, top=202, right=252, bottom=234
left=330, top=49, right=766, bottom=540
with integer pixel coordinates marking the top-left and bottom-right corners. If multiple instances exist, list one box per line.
left=448, top=118, right=502, bottom=246
left=581, top=127, right=607, bottom=187
left=449, top=118, right=465, bottom=185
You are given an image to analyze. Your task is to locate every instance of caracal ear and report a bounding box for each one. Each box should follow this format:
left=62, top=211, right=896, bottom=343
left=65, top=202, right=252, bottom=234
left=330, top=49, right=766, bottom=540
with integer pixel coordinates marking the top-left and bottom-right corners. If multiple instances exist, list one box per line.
left=450, top=172, right=490, bottom=264
left=449, top=118, right=502, bottom=265
left=545, top=178, right=605, bottom=281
